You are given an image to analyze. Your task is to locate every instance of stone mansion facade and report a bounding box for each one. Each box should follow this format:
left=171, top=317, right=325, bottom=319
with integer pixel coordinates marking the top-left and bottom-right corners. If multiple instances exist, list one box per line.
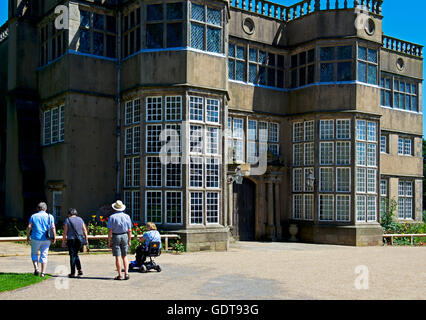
left=0, top=0, right=423, bottom=250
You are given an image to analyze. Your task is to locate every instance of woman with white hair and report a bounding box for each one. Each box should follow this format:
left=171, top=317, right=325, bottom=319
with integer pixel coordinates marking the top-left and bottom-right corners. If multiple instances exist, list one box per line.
left=26, top=202, right=56, bottom=277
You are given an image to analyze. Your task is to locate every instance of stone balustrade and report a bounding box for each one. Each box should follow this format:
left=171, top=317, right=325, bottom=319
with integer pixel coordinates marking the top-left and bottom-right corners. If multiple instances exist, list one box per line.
left=230, top=0, right=383, bottom=22
left=0, top=24, right=8, bottom=44
left=383, top=35, right=423, bottom=58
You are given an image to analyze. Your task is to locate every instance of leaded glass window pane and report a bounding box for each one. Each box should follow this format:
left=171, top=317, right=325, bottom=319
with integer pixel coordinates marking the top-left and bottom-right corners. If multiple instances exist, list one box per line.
left=367, top=64, right=377, bottom=85
left=320, top=63, right=334, bottom=82
left=167, top=23, right=183, bottom=48
left=80, top=10, right=91, bottom=28
left=320, top=47, right=334, bottom=61
left=147, top=4, right=163, bottom=21
left=190, top=23, right=204, bottom=50
left=358, top=62, right=366, bottom=82
left=249, top=48, right=256, bottom=62
left=236, top=61, right=245, bottom=81
left=249, top=64, right=257, bottom=83
left=79, top=30, right=90, bottom=53
left=191, top=3, right=205, bottom=21
left=207, top=7, right=221, bottom=26
left=93, top=13, right=104, bottom=30
left=367, top=49, right=377, bottom=63
left=207, top=27, right=221, bottom=53
left=146, top=24, right=163, bottom=48
left=228, top=60, right=235, bottom=80
left=337, top=46, right=352, bottom=60
left=167, top=3, right=183, bottom=20
left=337, top=62, right=352, bottom=81
left=93, top=32, right=104, bottom=56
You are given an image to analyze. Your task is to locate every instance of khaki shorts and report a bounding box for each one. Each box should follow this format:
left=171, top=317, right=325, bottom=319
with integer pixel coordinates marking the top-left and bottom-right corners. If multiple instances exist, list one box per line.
left=111, top=233, right=129, bottom=257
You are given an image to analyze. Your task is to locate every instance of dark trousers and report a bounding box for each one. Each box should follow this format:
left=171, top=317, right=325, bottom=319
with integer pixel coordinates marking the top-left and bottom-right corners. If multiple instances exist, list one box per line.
left=135, top=245, right=147, bottom=265
left=67, top=239, right=82, bottom=275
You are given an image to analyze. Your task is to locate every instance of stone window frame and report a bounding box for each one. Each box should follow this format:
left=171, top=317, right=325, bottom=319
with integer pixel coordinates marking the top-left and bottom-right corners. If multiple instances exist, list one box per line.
left=290, top=48, right=315, bottom=88
left=146, top=156, right=162, bottom=188
left=398, top=180, right=413, bottom=220
left=292, top=194, right=303, bottom=220
left=247, top=46, right=285, bottom=88
left=190, top=124, right=204, bottom=154
left=206, top=127, right=220, bottom=156
left=165, top=124, right=182, bottom=154
left=52, top=191, right=62, bottom=220
left=319, top=142, right=334, bottom=165
left=146, top=96, right=163, bottom=122
left=189, top=156, right=204, bottom=188
left=205, top=157, right=220, bottom=189
left=367, top=195, right=377, bottom=222
left=319, top=167, right=334, bottom=193
left=336, top=167, right=351, bottom=193
left=122, top=5, right=141, bottom=57
left=145, top=190, right=163, bottom=224
left=166, top=156, right=182, bottom=188
left=123, top=157, right=140, bottom=188
left=380, top=74, right=419, bottom=112
left=146, top=124, right=163, bottom=154
left=190, top=191, right=204, bottom=225
left=78, top=7, right=116, bottom=58
left=336, top=194, right=351, bottom=222
left=165, top=190, right=183, bottom=225
left=189, top=1, right=223, bottom=53
left=206, top=98, right=220, bottom=124
left=165, top=96, right=182, bottom=121
left=247, top=120, right=258, bottom=165
left=336, top=141, right=351, bottom=166
left=293, top=194, right=314, bottom=221
left=145, top=1, right=185, bottom=49
left=293, top=168, right=303, bottom=193
left=379, top=178, right=389, bottom=218
left=50, top=19, right=68, bottom=62
left=380, top=134, right=388, bottom=154
left=293, top=143, right=304, bottom=167
left=318, top=45, right=354, bottom=83
left=319, top=194, right=334, bottom=221
left=357, top=44, right=378, bottom=85
left=398, top=136, right=413, bottom=156
left=42, top=105, right=65, bottom=146
left=319, top=119, right=334, bottom=140
left=206, top=191, right=220, bottom=224
left=355, top=119, right=378, bottom=223
left=124, top=190, right=141, bottom=222
left=228, top=42, right=246, bottom=82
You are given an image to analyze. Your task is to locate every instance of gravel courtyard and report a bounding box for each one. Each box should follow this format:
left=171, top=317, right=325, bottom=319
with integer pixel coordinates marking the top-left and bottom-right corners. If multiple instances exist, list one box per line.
left=0, top=241, right=425, bottom=300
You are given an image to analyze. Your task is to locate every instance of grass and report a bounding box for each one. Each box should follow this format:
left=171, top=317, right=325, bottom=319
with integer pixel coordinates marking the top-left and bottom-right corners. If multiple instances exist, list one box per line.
left=0, top=273, right=51, bottom=293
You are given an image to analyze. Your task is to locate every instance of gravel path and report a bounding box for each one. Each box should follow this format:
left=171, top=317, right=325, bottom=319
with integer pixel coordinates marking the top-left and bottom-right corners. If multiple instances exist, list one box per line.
left=0, top=242, right=425, bottom=300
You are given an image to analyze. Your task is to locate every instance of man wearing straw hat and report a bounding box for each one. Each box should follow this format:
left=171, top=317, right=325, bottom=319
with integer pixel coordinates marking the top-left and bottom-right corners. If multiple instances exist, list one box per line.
left=107, top=200, right=132, bottom=280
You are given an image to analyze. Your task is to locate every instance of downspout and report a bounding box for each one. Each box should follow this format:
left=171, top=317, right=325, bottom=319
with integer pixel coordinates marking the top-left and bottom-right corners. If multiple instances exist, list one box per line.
left=115, top=7, right=122, bottom=199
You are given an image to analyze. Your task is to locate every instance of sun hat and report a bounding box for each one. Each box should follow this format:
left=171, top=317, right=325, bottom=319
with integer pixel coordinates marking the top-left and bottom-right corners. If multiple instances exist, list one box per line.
left=111, top=200, right=126, bottom=212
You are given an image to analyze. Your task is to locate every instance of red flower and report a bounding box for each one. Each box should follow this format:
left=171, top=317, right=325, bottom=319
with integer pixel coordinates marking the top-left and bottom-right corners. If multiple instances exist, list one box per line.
left=133, top=223, right=138, bottom=227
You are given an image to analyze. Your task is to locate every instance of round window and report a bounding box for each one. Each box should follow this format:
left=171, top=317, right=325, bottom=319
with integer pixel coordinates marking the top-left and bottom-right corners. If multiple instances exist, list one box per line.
left=365, top=18, right=376, bottom=36
left=242, top=17, right=255, bottom=35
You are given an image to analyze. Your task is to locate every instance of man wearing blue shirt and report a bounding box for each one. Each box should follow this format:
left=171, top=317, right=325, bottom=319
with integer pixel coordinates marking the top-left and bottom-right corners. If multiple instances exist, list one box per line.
left=26, top=202, right=56, bottom=277
left=107, top=200, right=132, bottom=280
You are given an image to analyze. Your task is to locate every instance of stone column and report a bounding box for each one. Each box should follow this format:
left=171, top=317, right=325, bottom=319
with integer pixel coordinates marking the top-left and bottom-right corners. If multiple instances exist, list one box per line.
left=274, top=182, right=282, bottom=239
left=228, top=181, right=233, bottom=227
left=258, top=176, right=266, bottom=239
left=266, top=181, right=275, bottom=240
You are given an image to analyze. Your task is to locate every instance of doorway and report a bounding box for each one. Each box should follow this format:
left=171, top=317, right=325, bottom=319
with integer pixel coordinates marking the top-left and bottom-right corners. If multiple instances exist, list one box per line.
left=232, top=178, right=256, bottom=241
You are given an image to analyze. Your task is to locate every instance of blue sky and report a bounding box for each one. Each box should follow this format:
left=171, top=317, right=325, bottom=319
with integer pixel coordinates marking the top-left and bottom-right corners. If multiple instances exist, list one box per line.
left=0, top=0, right=424, bottom=137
